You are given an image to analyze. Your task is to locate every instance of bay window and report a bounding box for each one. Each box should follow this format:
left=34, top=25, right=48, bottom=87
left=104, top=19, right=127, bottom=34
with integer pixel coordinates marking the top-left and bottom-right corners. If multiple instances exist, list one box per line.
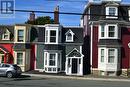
left=45, top=29, right=58, bottom=44
left=44, top=51, right=61, bottom=73
left=99, top=24, right=118, bottom=39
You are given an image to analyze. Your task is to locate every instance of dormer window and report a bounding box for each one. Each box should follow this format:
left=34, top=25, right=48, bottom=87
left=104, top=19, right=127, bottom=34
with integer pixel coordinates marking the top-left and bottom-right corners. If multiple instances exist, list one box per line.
left=106, top=7, right=118, bottom=19
left=65, top=29, right=74, bottom=42
left=2, top=29, right=10, bottom=40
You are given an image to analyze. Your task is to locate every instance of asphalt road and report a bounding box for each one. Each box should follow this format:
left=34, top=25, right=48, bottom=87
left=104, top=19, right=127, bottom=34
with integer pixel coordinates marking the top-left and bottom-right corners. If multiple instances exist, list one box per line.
left=0, top=75, right=130, bottom=87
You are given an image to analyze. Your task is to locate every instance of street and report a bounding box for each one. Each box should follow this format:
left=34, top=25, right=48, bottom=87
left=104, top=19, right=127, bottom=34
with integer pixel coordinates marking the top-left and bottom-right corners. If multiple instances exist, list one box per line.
left=0, top=75, right=130, bottom=87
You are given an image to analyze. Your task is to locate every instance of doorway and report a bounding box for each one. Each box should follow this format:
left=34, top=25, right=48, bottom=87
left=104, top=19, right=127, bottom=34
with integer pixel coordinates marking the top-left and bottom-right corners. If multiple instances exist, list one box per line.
left=72, top=58, right=78, bottom=73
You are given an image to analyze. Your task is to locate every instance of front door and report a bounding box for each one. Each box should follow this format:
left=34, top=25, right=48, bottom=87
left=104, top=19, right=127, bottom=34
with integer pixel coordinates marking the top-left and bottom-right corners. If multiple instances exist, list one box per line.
left=72, top=58, right=78, bottom=73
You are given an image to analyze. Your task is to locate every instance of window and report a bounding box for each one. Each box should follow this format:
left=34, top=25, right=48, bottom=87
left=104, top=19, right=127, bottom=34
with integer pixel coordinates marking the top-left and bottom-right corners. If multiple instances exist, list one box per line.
left=2, top=29, right=10, bottom=40
left=65, top=29, right=74, bottom=42
left=106, top=7, right=118, bottom=19
left=101, top=49, right=104, bottom=62
left=17, top=53, right=23, bottom=65
left=49, top=54, right=56, bottom=66
left=45, top=52, right=47, bottom=65
left=50, top=30, right=56, bottom=42
left=45, top=29, right=57, bottom=44
left=101, top=25, right=105, bottom=37
left=44, top=51, right=61, bottom=73
left=108, top=49, right=115, bottom=63
left=99, top=24, right=118, bottom=39
left=108, top=26, right=115, bottom=37
left=18, top=30, right=24, bottom=42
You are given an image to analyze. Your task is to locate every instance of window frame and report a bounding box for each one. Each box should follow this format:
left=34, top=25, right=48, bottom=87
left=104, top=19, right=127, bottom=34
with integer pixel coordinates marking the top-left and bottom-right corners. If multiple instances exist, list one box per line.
left=106, top=6, right=118, bottom=19
left=16, top=52, right=24, bottom=66
left=45, top=29, right=58, bottom=44
left=17, top=30, right=24, bottom=42
left=65, top=29, right=75, bottom=42
left=108, top=49, right=115, bottom=63
left=99, top=24, right=118, bottom=39
left=2, top=29, right=10, bottom=40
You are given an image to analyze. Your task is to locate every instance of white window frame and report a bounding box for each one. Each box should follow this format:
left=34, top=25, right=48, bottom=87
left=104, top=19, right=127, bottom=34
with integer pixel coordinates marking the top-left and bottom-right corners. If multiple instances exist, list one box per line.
left=106, top=7, right=118, bottom=19
left=100, top=49, right=104, bottom=62
left=14, top=51, right=25, bottom=66
left=108, top=49, right=115, bottom=63
left=45, top=29, right=58, bottom=44
left=99, top=24, right=118, bottom=39
left=2, top=29, right=10, bottom=40
left=65, top=29, right=75, bottom=42
left=15, top=29, right=25, bottom=43
left=99, top=48, right=118, bottom=64
left=44, top=51, right=61, bottom=73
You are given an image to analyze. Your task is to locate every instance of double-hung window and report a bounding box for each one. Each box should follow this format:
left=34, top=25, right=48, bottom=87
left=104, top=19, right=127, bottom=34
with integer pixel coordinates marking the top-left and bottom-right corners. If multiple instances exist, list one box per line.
left=49, top=53, right=56, bottom=66
left=45, top=29, right=57, bottom=44
left=18, top=30, right=24, bottom=42
left=108, top=26, right=115, bottom=37
left=17, top=52, right=23, bottom=65
left=101, top=49, right=104, bottom=62
left=108, top=49, right=115, bottom=63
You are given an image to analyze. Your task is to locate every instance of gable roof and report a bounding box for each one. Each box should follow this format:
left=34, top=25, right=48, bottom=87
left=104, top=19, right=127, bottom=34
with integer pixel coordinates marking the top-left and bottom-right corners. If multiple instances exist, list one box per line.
left=66, top=48, right=83, bottom=57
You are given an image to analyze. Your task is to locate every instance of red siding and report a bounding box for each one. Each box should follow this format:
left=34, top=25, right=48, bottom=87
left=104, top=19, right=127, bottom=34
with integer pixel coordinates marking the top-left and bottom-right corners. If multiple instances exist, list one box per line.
left=121, top=27, right=130, bottom=69
left=0, top=44, right=14, bottom=64
left=30, top=44, right=36, bottom=70
left=92, top=26, right=98, bottom=68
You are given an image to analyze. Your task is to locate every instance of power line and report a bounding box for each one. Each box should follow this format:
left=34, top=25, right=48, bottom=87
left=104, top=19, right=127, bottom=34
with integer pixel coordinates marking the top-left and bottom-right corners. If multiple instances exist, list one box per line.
left=0, top=9, right=129, bottom=18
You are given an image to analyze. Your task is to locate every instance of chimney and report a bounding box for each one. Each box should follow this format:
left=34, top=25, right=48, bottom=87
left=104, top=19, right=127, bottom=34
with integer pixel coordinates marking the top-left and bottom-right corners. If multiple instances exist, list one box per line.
left=54, top=6, right=59, bottom=24
left=29, top=11, right=35, bottom=22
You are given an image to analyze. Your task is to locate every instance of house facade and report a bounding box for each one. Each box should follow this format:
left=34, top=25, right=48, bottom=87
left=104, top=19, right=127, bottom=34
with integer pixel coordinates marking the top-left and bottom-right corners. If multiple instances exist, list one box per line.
left=0, top=24, right=31, bottom=72
left=31, top=24, right=84, bottom=76
left=81, top=0, right=130, bottom=76
left=0, top=24, right=84, bottom=76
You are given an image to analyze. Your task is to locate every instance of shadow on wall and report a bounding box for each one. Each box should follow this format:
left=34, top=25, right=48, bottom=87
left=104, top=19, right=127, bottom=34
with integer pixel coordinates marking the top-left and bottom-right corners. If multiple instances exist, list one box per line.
left=83, top=35, right=91, bottom=75
left=30, top=27, right=38, bottom=42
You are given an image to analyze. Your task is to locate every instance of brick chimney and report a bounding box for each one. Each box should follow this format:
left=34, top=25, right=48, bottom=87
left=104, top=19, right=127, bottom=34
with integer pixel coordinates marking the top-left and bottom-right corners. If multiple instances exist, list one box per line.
left=29, top=11, right=35, bottom=22
left=54, top=6, right=59, bottom=24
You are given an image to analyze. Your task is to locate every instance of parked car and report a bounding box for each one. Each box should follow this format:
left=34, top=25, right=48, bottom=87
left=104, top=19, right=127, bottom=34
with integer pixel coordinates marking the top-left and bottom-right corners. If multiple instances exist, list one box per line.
left=0, top=63, right=22, bottom=78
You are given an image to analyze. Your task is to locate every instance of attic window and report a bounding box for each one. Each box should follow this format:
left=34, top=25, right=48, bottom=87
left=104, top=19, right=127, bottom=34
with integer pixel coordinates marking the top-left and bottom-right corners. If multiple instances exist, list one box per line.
left=65, top=29, right=74, bottom=42
left=2, top=29, right=10, bottom=40
left=106, top=7, right=118, bottom=19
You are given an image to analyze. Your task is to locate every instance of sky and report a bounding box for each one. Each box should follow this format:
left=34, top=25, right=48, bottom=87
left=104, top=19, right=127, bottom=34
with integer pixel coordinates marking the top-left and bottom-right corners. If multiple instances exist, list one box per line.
left=0, top=0, right=129, bottom=26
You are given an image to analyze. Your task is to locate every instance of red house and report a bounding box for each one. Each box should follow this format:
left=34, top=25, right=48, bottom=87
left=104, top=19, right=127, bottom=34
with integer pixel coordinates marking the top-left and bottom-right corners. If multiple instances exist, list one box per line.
left=81, top=0, right=130, bottom=76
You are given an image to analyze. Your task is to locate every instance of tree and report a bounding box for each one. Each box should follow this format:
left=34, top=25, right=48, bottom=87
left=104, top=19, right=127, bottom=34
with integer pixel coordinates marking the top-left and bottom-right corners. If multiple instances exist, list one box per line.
left=25, top=16, right=54, bottom=25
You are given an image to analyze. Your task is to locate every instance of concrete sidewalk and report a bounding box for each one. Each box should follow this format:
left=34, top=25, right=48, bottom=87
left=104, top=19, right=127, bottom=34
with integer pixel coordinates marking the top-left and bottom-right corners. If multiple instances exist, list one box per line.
left=22, top=72, right=130, bottom=82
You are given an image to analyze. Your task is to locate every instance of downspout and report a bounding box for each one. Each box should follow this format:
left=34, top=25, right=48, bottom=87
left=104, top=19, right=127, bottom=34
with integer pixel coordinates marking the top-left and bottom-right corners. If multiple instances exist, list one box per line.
left=90, top=22, right=93, bottom=73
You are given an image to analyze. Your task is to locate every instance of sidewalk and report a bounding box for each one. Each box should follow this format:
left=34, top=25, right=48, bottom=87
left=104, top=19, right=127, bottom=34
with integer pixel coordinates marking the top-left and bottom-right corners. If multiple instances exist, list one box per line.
left=23, top=71, right=130, bottom=82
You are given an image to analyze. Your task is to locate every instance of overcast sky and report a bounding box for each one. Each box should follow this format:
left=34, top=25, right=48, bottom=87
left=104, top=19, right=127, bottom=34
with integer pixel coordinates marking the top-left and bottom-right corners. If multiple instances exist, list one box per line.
left=0, top=0, right=129, bottom=26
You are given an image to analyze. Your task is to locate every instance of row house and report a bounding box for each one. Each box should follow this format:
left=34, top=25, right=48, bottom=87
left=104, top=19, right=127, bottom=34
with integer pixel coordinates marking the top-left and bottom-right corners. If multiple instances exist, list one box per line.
left=0, top=24, right=31, bottom=71
left=81, top=0, right=130, bottom=76
left=31, top=24, right=84, bottom=75
left=0, top=24, right=84, bottom=76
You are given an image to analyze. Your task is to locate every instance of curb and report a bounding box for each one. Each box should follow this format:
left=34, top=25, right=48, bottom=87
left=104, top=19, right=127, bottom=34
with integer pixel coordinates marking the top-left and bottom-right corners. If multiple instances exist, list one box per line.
left=22, top=73, right=130, bottom=82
